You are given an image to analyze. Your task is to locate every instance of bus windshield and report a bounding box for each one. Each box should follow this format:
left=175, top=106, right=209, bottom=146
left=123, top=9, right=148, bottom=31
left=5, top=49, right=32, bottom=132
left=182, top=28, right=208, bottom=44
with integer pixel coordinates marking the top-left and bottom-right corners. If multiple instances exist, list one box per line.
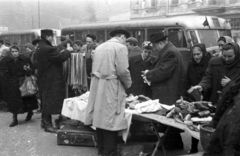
left=189, top=29, right=232, bottom=48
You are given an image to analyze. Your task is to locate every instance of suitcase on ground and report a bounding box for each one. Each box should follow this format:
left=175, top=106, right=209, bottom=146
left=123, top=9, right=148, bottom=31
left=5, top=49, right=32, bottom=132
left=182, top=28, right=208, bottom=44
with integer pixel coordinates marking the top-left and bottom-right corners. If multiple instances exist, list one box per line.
left=57, top=124, right=97, bottom=147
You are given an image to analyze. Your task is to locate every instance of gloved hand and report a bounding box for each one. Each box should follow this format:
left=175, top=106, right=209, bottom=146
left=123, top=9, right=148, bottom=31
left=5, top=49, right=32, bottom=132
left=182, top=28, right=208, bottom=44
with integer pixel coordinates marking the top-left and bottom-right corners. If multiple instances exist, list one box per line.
left=66, top=43, right=73, bottom=52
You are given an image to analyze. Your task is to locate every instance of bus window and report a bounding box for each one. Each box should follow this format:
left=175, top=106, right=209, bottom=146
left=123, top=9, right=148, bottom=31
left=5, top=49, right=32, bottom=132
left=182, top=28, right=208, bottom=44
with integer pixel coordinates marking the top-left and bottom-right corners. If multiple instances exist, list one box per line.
left=197, top=30, right=218, bottom=47
left=147, top=28, right=165, bottom=40
left=168, top=28, right=187, bottom=48
left=96, top=31, right=105, bottom=44
left=20, top=35, right=25, bottom=45
left=218, top=30, right=232, bottom=37
left=82, top=31, right=88, bottom=44
left=189, top=30, right=199, bottom=45
left=26, top=34, right=31, bottom=44
left=128, top=29, right=145, bottom=47
left=75, top=31, right=82, bottom=40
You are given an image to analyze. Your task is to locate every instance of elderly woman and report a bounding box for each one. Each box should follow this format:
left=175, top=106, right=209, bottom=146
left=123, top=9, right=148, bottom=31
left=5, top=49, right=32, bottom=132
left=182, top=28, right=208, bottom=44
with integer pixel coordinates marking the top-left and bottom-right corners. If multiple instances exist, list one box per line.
left=182, top=43, right=211, bottom=153
left=2, top=45, right=38, bottom=127
left=214, top=36, right=234, bottom=57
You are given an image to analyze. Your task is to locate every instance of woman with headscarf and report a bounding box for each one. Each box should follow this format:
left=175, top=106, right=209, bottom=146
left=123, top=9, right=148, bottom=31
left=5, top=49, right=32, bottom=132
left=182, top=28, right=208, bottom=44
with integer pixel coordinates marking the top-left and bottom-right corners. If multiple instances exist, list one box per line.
left=2, top=45, right=38, bottom=127
left=189, top=42, right=240, bottom=106
left=213, top=36, right=234, bottom=57
left=203, top=73, right=240, bottom=156
left=182, top=43, right=211, bottom=154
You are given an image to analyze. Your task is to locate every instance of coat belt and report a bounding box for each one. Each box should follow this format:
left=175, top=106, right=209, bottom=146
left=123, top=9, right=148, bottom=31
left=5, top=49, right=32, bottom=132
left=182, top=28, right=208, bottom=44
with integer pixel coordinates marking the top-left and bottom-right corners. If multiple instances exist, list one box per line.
left=92, top=71, right=117, bottom=80
left=92, top=71, right=122, bottom=115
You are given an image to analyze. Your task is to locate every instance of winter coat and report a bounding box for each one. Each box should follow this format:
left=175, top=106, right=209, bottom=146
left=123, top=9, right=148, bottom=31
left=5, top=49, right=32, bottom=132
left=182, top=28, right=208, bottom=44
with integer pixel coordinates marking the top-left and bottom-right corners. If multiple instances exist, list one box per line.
left=128, top=46, right=142, bottom=58
left=182, top=43, right=211, bottom=101
left=204, top=75, right=240, bottom=156
left=199, top=42, right=240, bottom=106
left=1, top=56, right=38, bottom=114
left=128, top=54, right=155, bottom=98
left=146, top=42, right=185, bottom=105
left=84, top=38, right=132, bottom=131
left=35, top=39, right=71, bottom=115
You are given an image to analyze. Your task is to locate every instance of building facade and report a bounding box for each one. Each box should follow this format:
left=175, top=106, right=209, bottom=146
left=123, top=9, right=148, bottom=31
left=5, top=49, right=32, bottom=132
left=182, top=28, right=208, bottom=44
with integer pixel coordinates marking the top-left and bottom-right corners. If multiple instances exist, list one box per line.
left=130, top=0, right=240, bottom=30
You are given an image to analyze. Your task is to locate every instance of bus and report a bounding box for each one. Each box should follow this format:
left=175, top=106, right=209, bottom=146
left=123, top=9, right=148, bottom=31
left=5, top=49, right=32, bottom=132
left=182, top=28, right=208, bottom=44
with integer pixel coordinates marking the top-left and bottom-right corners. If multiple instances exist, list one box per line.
left=232, top=30, right=240, bottom=46
left=61, top=15, right=231, bottom=69
left=0, top=29, right=61, bottom=51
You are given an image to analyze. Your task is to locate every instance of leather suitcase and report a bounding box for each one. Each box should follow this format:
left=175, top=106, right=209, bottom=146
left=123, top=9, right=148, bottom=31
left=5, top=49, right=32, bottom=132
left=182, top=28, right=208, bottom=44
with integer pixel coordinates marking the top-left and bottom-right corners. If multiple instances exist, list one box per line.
left=57, top=124, right=97, bottom=147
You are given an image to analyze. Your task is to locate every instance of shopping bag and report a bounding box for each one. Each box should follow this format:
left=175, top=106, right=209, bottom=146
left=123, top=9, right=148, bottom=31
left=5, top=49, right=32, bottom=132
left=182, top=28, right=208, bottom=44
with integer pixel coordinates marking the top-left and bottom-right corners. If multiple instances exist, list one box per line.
left=19, top=75, right=38, bottom=97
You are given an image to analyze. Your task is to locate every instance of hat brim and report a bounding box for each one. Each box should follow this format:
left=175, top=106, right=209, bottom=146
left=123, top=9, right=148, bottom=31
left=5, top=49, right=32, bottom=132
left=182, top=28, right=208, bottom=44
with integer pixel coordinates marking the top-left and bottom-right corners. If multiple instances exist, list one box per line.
left=109, top=29, right=130, bottom=38
left=150, top=36, right=168, bottom=43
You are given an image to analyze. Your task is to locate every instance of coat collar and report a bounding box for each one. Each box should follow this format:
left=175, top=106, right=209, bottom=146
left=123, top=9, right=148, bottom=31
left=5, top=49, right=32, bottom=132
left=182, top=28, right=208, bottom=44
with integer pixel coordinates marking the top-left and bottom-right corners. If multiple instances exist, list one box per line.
left=108, top=38, right=121, bottom=44
left=40, top=39, right=53, bottom=47
left=154, top=42, right=173, bottom=64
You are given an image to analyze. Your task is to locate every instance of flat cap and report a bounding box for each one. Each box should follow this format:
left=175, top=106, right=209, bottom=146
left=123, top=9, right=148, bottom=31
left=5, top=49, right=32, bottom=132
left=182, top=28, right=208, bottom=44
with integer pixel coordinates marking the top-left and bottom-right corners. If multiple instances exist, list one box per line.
left=126, top=37, right=138, bottom=45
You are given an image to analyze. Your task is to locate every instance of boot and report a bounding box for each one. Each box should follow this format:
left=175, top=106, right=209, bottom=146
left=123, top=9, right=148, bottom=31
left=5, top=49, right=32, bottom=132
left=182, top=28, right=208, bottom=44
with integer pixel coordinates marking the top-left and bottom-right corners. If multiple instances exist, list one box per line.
left=9, top=113, right=18, bottom=127
left=54, top=115, right=64, bottom=129
left=25, top=111, right=33, bottom=121
left=43, top=114, right=58, bottom=133
left=40, top=113, right=45, bottom=128
left=188, top=137, right=199, bottom=154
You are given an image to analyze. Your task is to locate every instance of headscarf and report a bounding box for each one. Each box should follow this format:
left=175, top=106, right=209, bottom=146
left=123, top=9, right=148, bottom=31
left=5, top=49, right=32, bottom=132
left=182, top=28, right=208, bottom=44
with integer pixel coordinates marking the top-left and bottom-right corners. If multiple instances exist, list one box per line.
left=191, top=43, right=210, bottom=66
left=218, top=36, right=234, bottom=43
left=223, top=42, right=240, bottom=71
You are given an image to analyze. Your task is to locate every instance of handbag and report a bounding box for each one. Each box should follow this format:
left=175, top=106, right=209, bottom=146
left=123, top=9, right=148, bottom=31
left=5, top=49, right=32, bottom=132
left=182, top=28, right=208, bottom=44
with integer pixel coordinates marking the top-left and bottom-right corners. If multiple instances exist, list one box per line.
left=19, top=75, right=38, bottom=97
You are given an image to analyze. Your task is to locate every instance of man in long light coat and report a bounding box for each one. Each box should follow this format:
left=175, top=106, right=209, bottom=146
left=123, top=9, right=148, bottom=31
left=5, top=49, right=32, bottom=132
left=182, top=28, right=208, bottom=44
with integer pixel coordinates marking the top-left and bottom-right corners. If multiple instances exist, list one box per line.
left=85, top=27, right=132, bottom=156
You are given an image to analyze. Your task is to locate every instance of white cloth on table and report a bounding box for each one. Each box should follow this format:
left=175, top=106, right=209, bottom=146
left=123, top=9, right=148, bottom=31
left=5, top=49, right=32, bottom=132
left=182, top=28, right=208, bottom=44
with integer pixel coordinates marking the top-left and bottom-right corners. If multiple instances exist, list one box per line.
left=61, top=97, right=88, bottom=122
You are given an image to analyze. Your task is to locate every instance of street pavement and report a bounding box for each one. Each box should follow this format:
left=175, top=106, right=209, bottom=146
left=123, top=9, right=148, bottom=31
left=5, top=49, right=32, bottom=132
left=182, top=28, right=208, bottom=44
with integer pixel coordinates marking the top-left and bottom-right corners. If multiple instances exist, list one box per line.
left=0, top=111, right=203, bottom=156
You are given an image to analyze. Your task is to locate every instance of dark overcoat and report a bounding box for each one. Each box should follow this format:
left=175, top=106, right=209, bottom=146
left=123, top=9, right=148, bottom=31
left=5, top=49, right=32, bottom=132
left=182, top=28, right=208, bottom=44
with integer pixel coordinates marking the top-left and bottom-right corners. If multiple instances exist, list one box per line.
left=204, top=76, right=240, bottom=156
left=1, top=56, right=38, bottom=114
left=199, top=54, right=240, bottom=105
left=129, top=46, right=142, bottom=58
left=128, top=54, right=155, bottom=98
left=35, top=39, right=71, bottom=115
left=182, top=44, right=211, bottom=101
left=146, top=42, right=185, bottom=105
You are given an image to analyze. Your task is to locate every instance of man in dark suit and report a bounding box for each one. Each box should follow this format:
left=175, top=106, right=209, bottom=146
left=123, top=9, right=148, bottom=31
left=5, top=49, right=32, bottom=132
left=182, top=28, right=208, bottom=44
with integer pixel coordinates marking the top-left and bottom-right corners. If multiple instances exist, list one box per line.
left=35, top=29, right=73, bottom=133
left=128, top=41, right=155, bottom=98
left=142, top=32, right=185, bottom=149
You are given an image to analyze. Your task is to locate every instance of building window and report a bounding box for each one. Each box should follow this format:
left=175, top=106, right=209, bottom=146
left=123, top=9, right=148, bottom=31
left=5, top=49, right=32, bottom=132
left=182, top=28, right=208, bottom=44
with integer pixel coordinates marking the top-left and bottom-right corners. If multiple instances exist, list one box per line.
left=209, top=0, right=217, bottom=5
left=151, top=0, right=157, bottom=7
left=230, top=18, right=240, bottom=30
left=171, top=0, right=179, bottom=5
left=229, top=0, right=238, bottom=3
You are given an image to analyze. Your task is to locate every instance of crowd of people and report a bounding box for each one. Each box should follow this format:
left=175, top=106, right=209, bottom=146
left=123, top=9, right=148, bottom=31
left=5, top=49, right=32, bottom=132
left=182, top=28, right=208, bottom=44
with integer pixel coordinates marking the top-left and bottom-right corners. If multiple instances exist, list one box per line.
left=0, top=27, right=240, bottom=156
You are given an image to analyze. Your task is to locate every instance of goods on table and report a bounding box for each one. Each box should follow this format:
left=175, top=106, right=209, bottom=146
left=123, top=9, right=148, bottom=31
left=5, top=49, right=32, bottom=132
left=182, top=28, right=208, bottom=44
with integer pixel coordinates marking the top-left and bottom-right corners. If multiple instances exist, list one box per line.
left=165, top=99, right=216, bottom=131
left=126, top=94, right=163, bottom=113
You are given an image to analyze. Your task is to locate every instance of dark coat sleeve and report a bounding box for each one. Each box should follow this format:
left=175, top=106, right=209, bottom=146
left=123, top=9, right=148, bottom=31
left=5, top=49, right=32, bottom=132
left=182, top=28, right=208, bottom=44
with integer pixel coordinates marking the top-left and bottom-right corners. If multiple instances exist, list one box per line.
left=47, top=47, right=71, bottom=63
left=146, top=50, right=177, bottom=82
left=181, top=66, right=191, bottom=100
left=199, top=60, right=213, bottom=91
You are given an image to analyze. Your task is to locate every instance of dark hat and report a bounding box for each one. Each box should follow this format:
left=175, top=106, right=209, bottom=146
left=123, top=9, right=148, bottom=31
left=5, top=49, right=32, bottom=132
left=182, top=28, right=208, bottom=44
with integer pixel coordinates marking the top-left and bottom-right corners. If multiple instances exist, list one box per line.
left=41, top=29, right=54, bottom=36
left=109, top=27, right=130, bottom=38
left=86, top=34, right=97, bottom=41
left=126, top=37, right=138, bottom=45
left=60, top=36, right=66, bottom=41
left=149, top=32, right=168, bottom=43
left=32, top=38, right=41, bottom=46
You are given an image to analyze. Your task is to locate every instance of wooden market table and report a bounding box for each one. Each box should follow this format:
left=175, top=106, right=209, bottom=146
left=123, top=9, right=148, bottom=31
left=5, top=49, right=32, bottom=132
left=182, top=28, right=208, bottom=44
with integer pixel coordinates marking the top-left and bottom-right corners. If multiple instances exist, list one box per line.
left=132, top=113, right=200, bottom=156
